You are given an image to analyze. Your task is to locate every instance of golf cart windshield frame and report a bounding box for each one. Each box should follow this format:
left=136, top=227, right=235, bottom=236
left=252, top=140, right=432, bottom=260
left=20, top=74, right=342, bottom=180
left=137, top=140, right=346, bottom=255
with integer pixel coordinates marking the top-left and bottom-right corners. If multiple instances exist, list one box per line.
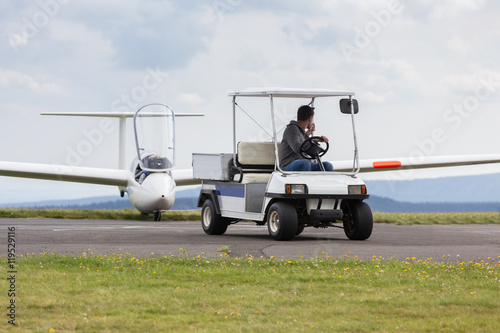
left=228, top=88, right=360, bottom=176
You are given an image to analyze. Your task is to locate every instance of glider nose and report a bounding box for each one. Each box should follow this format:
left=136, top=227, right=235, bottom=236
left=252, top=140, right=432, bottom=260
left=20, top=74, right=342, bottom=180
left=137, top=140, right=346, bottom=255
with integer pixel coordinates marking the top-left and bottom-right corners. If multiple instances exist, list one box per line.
left=149, top=174, right=176, bottom=211
left=128, top=172, right=177, bottom=214
left=157, top=191, right=175, bottom=211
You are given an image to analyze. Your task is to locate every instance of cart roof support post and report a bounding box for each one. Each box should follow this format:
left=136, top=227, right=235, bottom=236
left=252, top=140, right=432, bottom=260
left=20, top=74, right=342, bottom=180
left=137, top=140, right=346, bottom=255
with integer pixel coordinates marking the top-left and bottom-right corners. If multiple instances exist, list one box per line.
left=349, top=95, right=360, bottom=175
left=232, top=95, right=237, bottom=168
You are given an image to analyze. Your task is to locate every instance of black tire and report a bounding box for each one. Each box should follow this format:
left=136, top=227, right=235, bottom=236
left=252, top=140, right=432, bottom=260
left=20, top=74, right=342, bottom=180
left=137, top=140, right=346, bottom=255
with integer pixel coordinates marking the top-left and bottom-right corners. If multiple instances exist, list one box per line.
left=342, top=201, right=373, bottom=240
left=201, top=199, right=229, bottom=235
left=267, top=202, right=298, bottom=241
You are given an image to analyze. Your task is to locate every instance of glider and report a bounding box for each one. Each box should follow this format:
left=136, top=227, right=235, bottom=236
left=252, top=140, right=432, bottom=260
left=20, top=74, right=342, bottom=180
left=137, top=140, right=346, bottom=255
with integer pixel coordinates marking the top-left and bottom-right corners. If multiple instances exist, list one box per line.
left=0, top=104, right=202, bottom=221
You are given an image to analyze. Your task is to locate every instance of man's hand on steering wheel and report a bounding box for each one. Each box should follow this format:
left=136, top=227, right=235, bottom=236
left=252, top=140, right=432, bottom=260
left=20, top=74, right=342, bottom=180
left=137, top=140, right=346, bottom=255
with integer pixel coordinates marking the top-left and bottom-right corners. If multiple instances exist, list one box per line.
left=300, top=136, right=330, bottom=159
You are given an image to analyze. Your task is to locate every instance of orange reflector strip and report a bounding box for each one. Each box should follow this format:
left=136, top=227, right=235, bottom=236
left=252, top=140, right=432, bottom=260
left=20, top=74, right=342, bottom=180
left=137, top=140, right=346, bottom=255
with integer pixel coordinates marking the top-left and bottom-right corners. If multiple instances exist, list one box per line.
left=373, top=161, right=402, bottom=168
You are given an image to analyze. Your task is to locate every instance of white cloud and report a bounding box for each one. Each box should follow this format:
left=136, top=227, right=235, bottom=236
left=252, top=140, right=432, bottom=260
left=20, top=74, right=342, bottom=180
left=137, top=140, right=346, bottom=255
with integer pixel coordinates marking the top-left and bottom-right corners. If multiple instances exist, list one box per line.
left=1, top=0, right=500, bottom=201
left=427, top=0, right=485, bottom=19
left=0, top=68, right=61, bottom=93
left=361, top=91, right=386, bottom=104
left=442, top=71, right=500, bottom=94
left=63, top=1, right=218, bottom=71
left=180, top=93, right=205, bottom=104
left=48, top=20, right=115, bottom=60
left=447, top=35, right=472, bottom=55
left=402, top=0, right=486, bottom=21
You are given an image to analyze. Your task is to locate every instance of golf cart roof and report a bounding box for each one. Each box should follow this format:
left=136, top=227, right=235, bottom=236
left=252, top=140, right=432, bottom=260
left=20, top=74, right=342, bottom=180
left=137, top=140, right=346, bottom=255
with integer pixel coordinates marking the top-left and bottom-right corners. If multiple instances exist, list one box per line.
left=228, top=87, right=355, bottom=98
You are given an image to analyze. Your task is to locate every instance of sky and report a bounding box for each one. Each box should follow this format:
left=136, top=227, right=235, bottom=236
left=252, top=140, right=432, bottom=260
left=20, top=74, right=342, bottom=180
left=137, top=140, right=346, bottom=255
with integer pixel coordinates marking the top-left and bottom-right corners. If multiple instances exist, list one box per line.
left=1, top=0, right=500, bottom=203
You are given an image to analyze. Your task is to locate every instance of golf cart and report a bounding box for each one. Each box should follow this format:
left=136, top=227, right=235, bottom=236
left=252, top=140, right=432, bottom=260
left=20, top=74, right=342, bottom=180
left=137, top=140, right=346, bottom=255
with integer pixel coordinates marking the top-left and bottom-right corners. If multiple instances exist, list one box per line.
left=193, top=88, right=373, bottom=241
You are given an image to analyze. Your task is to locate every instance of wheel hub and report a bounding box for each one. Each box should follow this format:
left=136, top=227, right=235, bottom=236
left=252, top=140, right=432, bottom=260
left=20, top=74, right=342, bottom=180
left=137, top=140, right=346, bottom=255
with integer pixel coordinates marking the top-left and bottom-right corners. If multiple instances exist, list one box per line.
left=203, top=206, right=212, bottom=228
left=269, top=211, right=280, bottom=233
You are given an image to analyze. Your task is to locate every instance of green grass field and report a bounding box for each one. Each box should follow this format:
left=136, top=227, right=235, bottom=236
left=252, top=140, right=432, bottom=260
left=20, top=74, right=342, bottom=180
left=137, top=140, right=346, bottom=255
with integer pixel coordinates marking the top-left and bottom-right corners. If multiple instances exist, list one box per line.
left=1, top=252, right=499, bottom=332
left=1, top=210, right=499, bottom=331
left=0, top=208, right=200, bottom=221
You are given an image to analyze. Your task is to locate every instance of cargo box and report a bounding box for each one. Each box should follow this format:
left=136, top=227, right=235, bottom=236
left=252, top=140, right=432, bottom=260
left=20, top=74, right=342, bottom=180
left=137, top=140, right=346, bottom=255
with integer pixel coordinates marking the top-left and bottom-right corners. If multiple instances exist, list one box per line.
left=192, top=153, right=233, bottom=181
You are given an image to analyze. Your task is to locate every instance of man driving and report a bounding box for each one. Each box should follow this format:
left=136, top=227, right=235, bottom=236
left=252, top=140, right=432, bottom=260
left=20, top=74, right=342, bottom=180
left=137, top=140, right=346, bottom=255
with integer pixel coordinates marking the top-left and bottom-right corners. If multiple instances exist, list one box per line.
left=280, top=105, right=334, bottom=172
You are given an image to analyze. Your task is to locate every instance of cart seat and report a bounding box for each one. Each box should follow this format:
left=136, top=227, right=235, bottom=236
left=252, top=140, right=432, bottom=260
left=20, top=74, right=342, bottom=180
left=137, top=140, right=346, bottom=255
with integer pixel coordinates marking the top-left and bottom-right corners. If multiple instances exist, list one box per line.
left=234, top=141, right=280, bottom=184
left=236, top=173, right=273, bottom=184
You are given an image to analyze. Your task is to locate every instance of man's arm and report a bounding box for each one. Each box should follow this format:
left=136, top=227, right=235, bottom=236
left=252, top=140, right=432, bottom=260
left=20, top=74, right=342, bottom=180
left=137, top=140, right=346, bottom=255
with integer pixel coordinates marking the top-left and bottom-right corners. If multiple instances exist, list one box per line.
left=286, top=126, right=307, bottom=154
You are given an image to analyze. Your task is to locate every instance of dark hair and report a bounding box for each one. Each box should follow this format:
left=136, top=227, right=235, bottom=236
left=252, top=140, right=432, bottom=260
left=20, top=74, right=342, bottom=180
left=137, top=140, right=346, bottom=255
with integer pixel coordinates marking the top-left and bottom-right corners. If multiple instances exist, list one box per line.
left=297, top=105, right=315, bottom=121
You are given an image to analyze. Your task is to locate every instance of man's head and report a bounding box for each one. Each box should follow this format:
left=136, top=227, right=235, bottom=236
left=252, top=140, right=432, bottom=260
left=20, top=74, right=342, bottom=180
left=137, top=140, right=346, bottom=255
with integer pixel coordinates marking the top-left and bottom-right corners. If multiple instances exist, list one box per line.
left=297, top=105, right=315, bottom=121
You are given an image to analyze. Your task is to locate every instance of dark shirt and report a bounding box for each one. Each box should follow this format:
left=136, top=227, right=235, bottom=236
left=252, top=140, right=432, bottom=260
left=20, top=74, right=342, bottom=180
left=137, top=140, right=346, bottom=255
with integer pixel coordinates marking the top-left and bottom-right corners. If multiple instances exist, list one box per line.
left=280, top=120, right=309, bottom=168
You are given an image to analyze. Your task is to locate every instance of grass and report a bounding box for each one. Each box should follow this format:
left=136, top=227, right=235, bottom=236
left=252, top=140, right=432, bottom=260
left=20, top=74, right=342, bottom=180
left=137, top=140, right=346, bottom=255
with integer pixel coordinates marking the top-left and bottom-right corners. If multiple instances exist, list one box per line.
left=2, top=210, right=497, bottom=331
left=1, top=208, right=500, bottom=225
left=218, top=246, right=231, bottom=253
left=0, top=208, right=200, bottom=221
left=373, top=212, right=500, bottom=225
left=1, top=252, right=499, bottom=332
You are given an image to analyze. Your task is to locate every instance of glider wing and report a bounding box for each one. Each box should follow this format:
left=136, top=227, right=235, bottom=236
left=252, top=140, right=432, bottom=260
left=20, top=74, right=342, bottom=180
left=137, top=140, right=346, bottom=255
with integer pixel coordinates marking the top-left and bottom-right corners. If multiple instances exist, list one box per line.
left=171, top=169, right=201, bottom=186
left=0, top=161, right=129, bottom=187
left=331, top=154, right=500, bottom=173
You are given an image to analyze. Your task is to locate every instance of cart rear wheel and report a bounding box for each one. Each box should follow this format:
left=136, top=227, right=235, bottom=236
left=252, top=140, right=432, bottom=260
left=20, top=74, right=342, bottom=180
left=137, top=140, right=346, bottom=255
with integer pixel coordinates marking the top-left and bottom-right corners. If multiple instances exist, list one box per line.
left=342, top=201, right=373, bottom=240
left=267, top=202, right=298, bottom=241
left=201, top=199, right=229, bottom=235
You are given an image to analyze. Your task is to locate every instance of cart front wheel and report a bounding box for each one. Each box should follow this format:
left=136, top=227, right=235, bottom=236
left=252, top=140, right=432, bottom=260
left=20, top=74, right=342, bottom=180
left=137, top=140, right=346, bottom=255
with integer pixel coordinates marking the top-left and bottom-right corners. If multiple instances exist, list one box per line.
left=267, top=202, right=298, bottom=241
left=342, top=201, right=373, bottom=240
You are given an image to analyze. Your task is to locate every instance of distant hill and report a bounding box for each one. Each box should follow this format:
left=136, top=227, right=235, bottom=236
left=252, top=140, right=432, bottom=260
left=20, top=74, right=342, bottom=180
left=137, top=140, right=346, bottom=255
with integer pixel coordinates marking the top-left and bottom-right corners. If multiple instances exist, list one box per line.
left=364, top=173, right=500, bottom=203
left=1, top=187, right=201, bottom=211
left=368, top=196, right=500, bottom=213
left=2, top=186, right=499, bottom=213
left=2, top=174, right=500, bottom=213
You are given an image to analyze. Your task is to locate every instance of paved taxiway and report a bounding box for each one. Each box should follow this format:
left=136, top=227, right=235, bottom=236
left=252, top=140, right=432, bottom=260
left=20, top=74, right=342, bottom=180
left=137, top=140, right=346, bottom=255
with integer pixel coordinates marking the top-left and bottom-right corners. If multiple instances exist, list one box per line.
left=1, top=219, right=499, bottom=261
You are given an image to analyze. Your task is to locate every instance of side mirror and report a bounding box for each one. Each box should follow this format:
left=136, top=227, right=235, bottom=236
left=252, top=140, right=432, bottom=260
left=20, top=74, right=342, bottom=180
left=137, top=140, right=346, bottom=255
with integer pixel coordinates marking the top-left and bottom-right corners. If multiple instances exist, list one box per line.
left=340, top=99, right=359, bottom=114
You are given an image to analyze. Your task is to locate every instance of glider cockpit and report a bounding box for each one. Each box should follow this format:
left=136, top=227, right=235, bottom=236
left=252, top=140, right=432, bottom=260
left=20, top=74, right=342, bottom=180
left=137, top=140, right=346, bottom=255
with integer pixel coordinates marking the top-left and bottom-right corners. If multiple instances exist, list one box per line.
left=132, top=104, right=175, bottom=185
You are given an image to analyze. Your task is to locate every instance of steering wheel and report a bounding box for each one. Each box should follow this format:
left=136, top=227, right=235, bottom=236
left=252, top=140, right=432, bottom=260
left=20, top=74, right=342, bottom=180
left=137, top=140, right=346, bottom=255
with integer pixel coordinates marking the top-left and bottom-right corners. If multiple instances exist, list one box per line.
left=300, top=136, right=329, bottom=159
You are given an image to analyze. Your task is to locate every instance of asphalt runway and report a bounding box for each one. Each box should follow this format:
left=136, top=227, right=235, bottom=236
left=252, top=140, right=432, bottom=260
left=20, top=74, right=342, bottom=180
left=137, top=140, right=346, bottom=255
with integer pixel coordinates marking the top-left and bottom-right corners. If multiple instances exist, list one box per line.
left=1, top=219, right=499, bottom=261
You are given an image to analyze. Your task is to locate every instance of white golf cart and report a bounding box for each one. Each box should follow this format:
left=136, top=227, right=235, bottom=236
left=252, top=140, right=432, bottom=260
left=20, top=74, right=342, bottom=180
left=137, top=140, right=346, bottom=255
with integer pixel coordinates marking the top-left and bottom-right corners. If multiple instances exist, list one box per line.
left=193, top=88, right=373, bottom=241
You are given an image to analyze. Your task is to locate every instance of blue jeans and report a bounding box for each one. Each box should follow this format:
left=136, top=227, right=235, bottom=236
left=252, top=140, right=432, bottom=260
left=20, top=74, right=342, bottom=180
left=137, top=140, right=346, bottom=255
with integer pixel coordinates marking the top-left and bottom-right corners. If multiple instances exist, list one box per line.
left=283, top=159, right=333, bottom=172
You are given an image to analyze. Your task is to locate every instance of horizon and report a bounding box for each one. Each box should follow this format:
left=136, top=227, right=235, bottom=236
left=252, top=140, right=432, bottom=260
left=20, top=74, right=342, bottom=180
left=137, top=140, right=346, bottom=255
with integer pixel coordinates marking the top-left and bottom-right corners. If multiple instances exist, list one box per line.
left=2, top=173, right=500, bottom=207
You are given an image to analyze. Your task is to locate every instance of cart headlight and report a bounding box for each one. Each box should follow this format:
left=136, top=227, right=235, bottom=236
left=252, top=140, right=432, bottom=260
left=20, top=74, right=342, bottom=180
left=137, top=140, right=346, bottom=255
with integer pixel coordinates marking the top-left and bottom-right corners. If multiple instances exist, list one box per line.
left=348, top=185, right=367, bottom=195
left=285, top=184, right=308, bottom=194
